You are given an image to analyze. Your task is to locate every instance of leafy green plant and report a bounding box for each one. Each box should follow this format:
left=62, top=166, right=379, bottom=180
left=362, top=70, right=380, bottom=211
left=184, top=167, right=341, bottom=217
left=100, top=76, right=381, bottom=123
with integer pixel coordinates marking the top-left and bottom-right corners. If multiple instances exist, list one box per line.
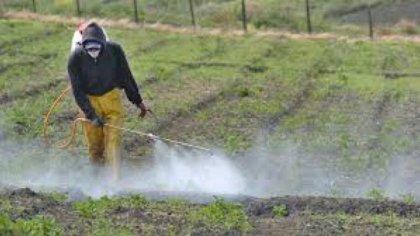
left=367, top=189, right=388, bottom=201
left=0, top=214, right=62, bottom=236
left=16, top=216, right=63, bottom=236
left=0, top=213, right=18, bottom=236
left=124, top=195, right=149, bottom=209
left=73, top=198, right=101, bottom=218
left=225, top=135, right=241, bottom=150
left=73, top=195, right=149, bottom=218
left=44, top=193, right=68, bottom=203
left=273, top=204, right=288, bottom=218
left=0, top=199, right=12, bottom=213
left=189, top=197, right=252, bottom=232
left=89, top=218, right=134, bottom=236
left=400, top=193, right=416, bottom=204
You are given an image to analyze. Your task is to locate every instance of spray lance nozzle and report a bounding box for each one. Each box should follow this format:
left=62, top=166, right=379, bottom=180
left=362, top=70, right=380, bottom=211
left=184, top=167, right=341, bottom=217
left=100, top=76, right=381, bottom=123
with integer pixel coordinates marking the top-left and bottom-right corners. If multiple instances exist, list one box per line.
left=143, top=131, right=213, bottom=155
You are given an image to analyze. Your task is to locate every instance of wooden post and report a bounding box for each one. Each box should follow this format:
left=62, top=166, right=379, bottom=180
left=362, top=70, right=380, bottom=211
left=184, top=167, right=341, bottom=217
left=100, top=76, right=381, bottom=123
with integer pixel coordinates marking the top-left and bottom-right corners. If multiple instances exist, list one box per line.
left=241, top=0, right=247, bottom=32
left=133, top=0, right=139, bottom=23
left=75, top=0, right=81, bottom=16
left=32, top=0, right=36, bottom=12
left=189, top=0, right=196, bottom=30
left=305, top=0, right=312, bottom=34
left=368, top=6, right=374, bottom=40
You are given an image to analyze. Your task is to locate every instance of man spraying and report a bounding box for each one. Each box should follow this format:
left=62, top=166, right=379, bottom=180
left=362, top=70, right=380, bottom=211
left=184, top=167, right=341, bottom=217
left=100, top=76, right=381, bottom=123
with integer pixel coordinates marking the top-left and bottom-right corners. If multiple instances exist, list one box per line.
left=67, top=22, right=149, bottom=180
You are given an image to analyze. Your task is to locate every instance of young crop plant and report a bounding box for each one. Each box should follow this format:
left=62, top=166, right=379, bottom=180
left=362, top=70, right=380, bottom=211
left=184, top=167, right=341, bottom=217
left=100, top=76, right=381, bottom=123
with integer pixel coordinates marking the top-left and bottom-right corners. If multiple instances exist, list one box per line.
left=44, top=192, right=68, bottom=203
left=189, top=197, right=252, bottom=232
left=17, top=216, right=63, bottom=236
left=0, top=213, right=16, bottom=236
left=73, top=195, right=149, bottom=218
left=273, top=204, right=288, bottom=218
left=0, top=199, right=12, bottom=213
left=122, top=195, right=150, bottom=209
left=367, top=188, right=388, bottom=201
left=89, top=218, right=134, bottom=236
left=400, top=193, right=416, bottom=205
left=152, top=198, right=189, bottom=213
left=0, top=214, right=63, bottom=236
left=73, top=198, right=101, bottom=219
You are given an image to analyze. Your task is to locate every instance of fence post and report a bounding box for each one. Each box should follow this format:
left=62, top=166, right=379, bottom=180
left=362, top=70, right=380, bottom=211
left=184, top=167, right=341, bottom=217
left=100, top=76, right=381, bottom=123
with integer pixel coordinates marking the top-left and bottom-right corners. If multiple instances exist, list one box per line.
left=32, top=0, right=36, bottom=12
left=189, top=0, right=196, bottom=30
left=75, top=0, right=81, bottom=16
left=305, top=0, right=312, bottom=34
left=133, top=0, right=139, bottom=23
left=368, top=6, right=374, bottom=40
left=241, top=0, right=247, bottom=32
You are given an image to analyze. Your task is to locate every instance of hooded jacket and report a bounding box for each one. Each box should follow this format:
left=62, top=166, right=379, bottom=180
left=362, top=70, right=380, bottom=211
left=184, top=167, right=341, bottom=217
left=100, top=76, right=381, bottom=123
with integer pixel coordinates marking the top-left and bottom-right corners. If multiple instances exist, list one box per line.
left=67, top=23, right=142, bottom=120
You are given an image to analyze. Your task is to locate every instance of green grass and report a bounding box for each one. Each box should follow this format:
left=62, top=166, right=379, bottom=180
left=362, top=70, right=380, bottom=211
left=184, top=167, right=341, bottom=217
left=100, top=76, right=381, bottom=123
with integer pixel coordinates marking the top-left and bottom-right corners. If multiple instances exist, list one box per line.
left=1, top=0, right=410, bottom=33
left=1, top=18, right=420, bottom=164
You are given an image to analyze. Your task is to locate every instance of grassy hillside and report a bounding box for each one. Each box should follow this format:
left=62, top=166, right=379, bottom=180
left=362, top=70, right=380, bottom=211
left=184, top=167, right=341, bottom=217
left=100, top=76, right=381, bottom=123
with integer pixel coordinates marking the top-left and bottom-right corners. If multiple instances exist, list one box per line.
left=0, top=0, right=410, bottom=32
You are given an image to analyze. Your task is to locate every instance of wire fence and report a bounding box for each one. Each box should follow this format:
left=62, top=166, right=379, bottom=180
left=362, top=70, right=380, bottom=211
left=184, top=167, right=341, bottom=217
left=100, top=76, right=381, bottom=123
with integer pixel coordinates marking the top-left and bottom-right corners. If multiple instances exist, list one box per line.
left=1, top=0, right=418, bottom=38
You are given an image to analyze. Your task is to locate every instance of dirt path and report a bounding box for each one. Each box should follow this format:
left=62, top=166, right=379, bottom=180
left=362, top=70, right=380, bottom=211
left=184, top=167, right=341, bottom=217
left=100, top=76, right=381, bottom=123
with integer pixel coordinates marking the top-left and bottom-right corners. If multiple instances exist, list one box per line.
left=3, top=10, right=420, bottom=43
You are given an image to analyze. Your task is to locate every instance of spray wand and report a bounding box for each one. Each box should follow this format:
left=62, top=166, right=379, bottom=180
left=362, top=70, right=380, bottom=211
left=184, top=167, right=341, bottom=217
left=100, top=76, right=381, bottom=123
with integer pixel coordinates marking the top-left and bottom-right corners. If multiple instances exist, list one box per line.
left=104, top=123, right=213, bottom=154
left=43, top=88, right=213, bottom=154
left=59, top=118, right=213, bottom=155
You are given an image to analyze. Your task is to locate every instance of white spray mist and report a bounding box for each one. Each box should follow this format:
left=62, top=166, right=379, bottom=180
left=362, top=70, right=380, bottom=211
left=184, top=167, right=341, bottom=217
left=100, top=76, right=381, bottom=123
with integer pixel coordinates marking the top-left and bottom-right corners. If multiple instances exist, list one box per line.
left=0, top=139, right=246, bottom=198
left=0, top=136, right=419, bottom=201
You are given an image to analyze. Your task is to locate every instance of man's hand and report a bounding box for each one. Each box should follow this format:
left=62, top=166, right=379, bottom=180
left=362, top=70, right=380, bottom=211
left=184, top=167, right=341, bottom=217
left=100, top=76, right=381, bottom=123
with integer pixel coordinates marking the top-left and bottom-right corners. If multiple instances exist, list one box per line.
left=91, top=117, right=105, bottom=127
left=137, top=102, right=151, bottom=118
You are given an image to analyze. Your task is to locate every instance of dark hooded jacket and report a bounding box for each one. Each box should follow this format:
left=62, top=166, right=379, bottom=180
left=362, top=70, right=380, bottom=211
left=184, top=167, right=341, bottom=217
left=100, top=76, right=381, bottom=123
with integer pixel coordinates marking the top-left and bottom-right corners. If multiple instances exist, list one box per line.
left=67, top=23, right=142, bottom=120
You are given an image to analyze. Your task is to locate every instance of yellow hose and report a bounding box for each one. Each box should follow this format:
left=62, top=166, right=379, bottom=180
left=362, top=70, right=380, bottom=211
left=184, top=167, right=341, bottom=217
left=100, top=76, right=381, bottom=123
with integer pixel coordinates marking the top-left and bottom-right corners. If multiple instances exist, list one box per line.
left=45, top=88, right=212, bottom=153
left=43, top=85, right=72, bottom=145
left=57, top=117, right=87, bottom=149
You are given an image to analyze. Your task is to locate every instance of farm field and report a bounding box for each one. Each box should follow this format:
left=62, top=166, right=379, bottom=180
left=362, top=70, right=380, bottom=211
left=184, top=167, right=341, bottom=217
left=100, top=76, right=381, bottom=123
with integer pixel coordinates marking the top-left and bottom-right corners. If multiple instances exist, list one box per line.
left=2, top=0, right=420, bottom=33
left=0, top=17, right=420, bottom=235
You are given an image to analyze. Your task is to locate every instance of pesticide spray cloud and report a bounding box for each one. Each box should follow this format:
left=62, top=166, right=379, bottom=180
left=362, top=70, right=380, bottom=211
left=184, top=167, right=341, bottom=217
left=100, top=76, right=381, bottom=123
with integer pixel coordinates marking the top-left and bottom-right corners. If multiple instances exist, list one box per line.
left=0, top=139, right=246, bottom=198
left=238, top=140, right=420, bottom=200
left=118, top=141, right=246, bottom=195
left=0, top=135, right=419, bottom=201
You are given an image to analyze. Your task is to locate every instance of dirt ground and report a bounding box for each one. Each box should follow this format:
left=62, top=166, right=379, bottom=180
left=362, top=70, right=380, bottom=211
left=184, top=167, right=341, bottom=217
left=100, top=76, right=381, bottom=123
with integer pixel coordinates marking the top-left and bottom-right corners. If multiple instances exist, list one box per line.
left=1, top=188, right=420, bottom=235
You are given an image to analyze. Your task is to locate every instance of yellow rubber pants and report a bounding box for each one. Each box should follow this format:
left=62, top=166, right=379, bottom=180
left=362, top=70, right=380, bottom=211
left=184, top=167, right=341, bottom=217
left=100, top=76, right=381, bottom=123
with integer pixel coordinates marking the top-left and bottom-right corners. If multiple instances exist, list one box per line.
left=83, top=89, right=123, bottom=180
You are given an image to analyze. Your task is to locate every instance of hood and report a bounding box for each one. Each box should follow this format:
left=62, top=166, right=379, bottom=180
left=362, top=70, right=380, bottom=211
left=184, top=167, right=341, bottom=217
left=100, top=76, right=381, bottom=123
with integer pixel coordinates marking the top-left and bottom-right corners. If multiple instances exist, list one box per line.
left=81, top=22, right=106, bottom=46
